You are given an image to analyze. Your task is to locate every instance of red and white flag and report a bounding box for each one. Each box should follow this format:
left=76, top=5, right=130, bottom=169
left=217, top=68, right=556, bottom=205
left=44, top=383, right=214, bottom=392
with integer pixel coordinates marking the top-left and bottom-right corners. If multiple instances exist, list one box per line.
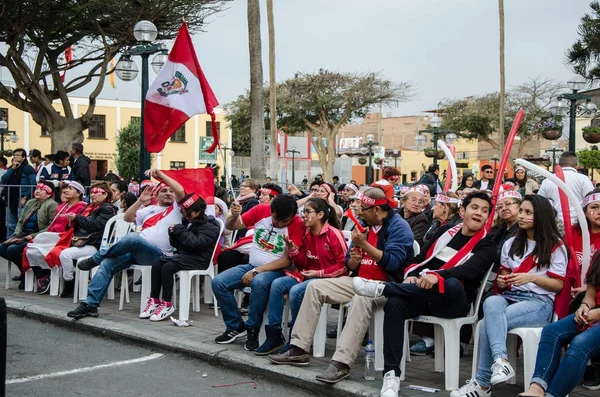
left=144, top=22, right=220, bottom=153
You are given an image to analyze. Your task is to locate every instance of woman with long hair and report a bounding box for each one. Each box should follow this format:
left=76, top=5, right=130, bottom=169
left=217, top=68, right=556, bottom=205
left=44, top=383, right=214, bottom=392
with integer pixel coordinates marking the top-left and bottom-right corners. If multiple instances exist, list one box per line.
left=140, top=193, right=221, bottom=322
left=490, top=191, right=522, bottom=271
left=254, top=198, right=347, bottom=355
left=234, top=177, right=260, bottom=240
left=457, top=174, right=475, bottom=192
left=452, top=195, right=568, bottom=397
left=521, top=252, right=600, bottom=397
left=423, top=192, right=461, bottom=244
left=512, top=166, right=539, bottom=196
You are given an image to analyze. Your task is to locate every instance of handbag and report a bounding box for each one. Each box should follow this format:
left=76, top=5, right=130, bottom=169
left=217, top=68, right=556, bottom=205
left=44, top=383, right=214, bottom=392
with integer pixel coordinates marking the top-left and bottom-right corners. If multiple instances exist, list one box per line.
left=71, top=233, right=97, bottom=248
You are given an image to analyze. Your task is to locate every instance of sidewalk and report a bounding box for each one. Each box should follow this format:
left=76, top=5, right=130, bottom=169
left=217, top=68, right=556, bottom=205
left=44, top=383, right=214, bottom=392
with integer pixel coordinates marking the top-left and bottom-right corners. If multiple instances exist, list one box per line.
left=1, top=259, right=595, bottom=397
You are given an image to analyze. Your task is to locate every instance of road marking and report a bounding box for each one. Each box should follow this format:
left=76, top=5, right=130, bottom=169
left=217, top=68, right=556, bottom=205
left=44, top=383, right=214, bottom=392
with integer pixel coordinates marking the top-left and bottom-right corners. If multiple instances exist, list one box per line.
left=6, top=353, right=164, bottom=384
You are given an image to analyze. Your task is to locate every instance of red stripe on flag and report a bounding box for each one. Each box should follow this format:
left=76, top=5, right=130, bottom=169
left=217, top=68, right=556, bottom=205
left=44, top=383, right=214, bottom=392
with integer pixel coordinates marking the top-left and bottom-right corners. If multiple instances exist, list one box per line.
left=144, top=102, right=191, bottom=153
left=161, top=168, right=215, bottom=204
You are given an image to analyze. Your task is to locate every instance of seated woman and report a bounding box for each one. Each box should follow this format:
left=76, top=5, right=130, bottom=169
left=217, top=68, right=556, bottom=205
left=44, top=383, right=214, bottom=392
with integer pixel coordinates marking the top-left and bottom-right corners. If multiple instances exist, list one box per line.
left=28, top=182, right=117, bottom=296
left=0, top=181, right=58, bottom=289
left=520, top=252, right=600, bottom=397
left=423, top=192, right=461, bottom=245
left=255, top=197, right=347, bottom=355
left=294, top=182, right=343, bottom=219
left=452, top=195, right=568, bottom=397
left=490, top=190, right=522, bottom=272
left=25, top=181, right=87, bottom=290
left=140, top=193, right=221, bottom=321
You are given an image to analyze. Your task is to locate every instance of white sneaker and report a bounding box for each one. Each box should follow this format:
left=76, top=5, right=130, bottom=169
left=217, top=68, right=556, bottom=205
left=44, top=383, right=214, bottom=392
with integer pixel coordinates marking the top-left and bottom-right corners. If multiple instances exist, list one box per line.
left=353, top=277, right=386, bottom=298
left=490, top=358, right=515, bottom=385
left=140, top=297, right=159, bottom=319
left=450, top=379, right=491, bottom=397
left=380, top=370, right=400, bottom=397
left=150, top=301, right=175, bottom=322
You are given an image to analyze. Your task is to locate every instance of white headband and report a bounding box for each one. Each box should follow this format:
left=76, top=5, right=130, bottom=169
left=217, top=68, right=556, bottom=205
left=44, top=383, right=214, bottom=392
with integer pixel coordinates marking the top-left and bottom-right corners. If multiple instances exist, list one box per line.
left=434, top=194, right=461, bottom=204
left=584, top=193, right=600, bottom=207
left=497, top=190, right=522, bottom=202
left=406, top=187, right=426, bottom=196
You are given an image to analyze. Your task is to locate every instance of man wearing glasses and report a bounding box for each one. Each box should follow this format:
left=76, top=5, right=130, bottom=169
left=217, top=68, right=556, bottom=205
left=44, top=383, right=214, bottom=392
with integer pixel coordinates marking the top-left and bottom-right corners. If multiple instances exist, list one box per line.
left=269, top=187, right=414, bottom=385
left=474, top=164, right=495, bottom=190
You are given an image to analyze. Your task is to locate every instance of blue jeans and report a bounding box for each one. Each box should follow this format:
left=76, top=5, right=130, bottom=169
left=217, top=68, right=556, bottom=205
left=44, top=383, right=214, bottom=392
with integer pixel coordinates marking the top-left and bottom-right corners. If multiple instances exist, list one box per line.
left=0, top=241, right=27, bottom=269
left=6, top=210, right=18, bottom=238
left=531, top=314, right=600, bottom=397
left=267, top=277, right=315, bottom=329
left=211, top=263, right=284, bottom=331
left=475, top=291, right=554, bottom=387
left=84, top=233, right=164, bottom=306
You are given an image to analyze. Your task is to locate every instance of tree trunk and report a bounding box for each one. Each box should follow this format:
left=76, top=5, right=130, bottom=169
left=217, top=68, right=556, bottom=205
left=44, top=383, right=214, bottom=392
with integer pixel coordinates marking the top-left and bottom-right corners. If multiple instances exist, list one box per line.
left=498, top=0, right=506, bottom=159
left=309, top=126, right=336, bottom=182
left=247, top=0, right=266, bottom=181
left=267, top=0, right=278, bottom=183
left=51, top=122, right=85, bottom=153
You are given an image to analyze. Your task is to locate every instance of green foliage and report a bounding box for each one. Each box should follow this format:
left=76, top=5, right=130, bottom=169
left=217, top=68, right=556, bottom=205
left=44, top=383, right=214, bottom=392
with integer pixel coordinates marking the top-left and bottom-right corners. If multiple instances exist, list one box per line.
left=115, top=119, right=141, bottom=181
left=568, top=1, right=600, bottom=79
left=577, top=148, right=600, bottom=171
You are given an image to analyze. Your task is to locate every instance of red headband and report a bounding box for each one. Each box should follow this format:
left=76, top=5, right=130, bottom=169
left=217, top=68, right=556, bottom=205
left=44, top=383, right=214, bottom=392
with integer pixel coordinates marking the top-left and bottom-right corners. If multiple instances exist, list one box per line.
left=37, top=183, right=53, bottom=195
left=153, top=182, right=168, bottom=196
left=90, top=187, right=106, bottom=195
left=180, top=193, right=200, bottom=210
left=356, top=191, right=389, bottom=207
left=385, top=175, right=400, bottom=181
left=321, top=184, right=333, bottom=194
left=260, top=188, right=279, bottom=197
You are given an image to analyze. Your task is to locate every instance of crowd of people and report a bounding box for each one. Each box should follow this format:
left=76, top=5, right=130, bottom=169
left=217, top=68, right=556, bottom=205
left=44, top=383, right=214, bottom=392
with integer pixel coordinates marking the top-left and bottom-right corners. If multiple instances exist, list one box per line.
left=2, top=150, right=600, bottom=397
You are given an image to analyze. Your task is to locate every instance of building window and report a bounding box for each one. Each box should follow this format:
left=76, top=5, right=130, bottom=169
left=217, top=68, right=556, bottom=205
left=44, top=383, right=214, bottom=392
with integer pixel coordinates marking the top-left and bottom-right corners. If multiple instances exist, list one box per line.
left=170, top=125, right=186, bottom=142
left=41, top=126, right=50, bottom=136
left=130, top=116, right=141, bottom=124
left=88, top=114, right=106, bottom=139
left=170, top=161, right=185, bottom=170
left=457, top=151, right=470, bottom=160
left=205, top=121, right=220, bottom=137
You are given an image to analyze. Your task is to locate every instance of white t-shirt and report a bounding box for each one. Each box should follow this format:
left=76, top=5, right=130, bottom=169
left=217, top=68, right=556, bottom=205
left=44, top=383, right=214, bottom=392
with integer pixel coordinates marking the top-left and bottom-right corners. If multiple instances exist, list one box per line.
left=500, top=237, right=568, bottom=299
left=136, top=202, right=182, bottom=254
left=479, top=180, right=490, bottom=190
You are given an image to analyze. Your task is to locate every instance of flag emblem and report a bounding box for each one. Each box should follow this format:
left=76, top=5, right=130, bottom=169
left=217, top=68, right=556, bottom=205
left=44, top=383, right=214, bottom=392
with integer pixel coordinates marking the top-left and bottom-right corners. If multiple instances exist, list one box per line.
left=158, top=71, right=189, bottom=97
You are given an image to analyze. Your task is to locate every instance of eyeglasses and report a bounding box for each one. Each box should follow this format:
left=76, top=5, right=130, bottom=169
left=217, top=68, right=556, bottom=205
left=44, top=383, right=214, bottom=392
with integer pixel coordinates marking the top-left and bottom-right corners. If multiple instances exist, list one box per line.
left=360, top=206, right=375, bottom=212
left=496, top=202, right=519, bottom=211
left=404, top=197, right=420, bottom=204
left=302, top=209, right=317, bottom=215
left=484, top=170, right=493, bottom=174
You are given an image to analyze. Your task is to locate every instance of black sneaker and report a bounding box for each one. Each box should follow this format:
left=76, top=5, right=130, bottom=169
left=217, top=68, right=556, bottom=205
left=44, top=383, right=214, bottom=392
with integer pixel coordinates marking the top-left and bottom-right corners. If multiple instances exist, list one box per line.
left=215, top=326, right=247, bottom=344
left=77, top=257, right=99, bottom=271
left=244, top=327, right=260, bottom=351
left=583, top=363, right=600, bottom=390
left=67, top=303, right=99, bottom=320
left=38, top=277, right=51, bottom=295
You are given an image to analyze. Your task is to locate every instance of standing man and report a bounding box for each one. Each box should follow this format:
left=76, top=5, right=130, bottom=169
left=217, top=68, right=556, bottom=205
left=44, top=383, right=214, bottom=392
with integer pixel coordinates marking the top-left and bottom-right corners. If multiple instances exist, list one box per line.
left=69, top=143, right=91, bottom=187
left=240, top=171, right=246, bottom=182
left=538, top=151, right=594, bottom=224
left=0, top=149, right=37, bottom=237
left=474, top=164, right=495, bottom=190
left=417, top=164, right=441, bottom=197
left=39, top=150, right=71, bottom=201
left=28, top=149, right=44, bottom=181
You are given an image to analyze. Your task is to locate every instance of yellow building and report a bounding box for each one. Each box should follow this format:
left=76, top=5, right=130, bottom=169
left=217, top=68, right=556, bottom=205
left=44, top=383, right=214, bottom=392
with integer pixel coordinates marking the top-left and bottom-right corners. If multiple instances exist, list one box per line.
left=0, top=96, right=230, bottom=179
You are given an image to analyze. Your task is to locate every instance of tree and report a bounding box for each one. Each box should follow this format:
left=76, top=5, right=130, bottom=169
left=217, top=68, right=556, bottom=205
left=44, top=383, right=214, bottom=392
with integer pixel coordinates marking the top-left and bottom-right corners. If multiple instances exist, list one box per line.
left=568, top=1, right=600, bottom=79
left=267, top=0, right=278, bottom=181
left=115, top=118, right=141, bottom=181
left=247, top=0, right=266, bottom=181
left=0, top=0, right=225, bottom=152
left=577, top=148, right=600, bottom=176
left=440, top=77, right=565, bottom=157
left=226, top=70, right=413, bottom=181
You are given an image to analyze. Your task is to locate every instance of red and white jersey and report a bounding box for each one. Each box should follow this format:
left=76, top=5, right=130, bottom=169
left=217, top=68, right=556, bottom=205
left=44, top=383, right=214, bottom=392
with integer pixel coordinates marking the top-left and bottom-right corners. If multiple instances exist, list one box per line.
left=357, top=225, right=388, bottom=281
left=137, top=202, right=182, bottom=254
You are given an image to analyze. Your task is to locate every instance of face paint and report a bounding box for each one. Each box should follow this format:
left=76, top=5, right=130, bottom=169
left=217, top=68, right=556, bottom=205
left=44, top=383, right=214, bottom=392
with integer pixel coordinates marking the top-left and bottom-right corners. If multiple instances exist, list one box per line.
left=591, top=210, right=596, bottom=216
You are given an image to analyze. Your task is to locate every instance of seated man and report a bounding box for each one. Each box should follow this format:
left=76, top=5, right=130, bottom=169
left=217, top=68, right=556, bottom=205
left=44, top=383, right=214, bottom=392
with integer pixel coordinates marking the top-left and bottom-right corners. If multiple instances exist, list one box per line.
left=268, top=187, right=414, bottom=384
left=211, top=194, right=305, bottom=350
left=352, top=191, right=497, bottom=397
left=67, top=169, right=185, bottom=319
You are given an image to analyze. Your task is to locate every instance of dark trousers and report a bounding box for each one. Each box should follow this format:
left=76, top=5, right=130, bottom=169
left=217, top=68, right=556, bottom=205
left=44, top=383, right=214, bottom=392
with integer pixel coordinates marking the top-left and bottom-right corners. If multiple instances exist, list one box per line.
left=0, top=242, right=27, bottom=271
left=150, top=260, right=187, bottom=302
left=383, top=279, right=470, bottom=375
left=217, top=250, right=249, bottom=273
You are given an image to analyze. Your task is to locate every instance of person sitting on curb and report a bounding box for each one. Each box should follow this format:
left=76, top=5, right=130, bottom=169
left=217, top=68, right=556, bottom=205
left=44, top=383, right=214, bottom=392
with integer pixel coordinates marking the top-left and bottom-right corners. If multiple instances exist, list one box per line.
left=255, top=197, right=348, bottom=355
left=67, top=169, right=185, bottom=320
left=141, top=193, right=221, bottom=322
left=211, top=194, right=305, bottom=351
left=268, top=187, right=414, bottom=385
left=351, top=191, right=497, bottom=397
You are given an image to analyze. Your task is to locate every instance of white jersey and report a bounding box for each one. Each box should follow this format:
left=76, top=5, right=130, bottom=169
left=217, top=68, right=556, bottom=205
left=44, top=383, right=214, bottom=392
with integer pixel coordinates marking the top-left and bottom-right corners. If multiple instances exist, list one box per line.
left=136, top=202, right=182, bottom=254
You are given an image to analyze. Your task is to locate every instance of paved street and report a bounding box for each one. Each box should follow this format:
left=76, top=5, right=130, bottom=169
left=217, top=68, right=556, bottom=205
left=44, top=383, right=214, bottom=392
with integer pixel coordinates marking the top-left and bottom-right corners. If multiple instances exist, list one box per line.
left=5, top=315, right=313, bottom=397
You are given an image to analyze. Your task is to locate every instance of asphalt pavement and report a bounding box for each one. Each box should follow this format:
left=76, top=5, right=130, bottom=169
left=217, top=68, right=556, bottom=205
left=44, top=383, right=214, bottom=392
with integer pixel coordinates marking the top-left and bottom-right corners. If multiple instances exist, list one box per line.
left=5, top=315, right=314, bottom=397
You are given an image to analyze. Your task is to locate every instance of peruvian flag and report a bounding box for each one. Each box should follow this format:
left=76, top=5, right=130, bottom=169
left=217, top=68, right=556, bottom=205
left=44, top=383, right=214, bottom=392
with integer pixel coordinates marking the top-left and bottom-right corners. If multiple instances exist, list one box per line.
left=145, top=22, right=220, bottom=153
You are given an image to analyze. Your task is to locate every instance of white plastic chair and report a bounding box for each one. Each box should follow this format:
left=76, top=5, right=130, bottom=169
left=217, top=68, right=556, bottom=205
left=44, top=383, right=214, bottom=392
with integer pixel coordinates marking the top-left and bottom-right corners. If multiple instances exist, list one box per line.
left=4, top=261, right=15, bottom=289
left=74, top=214, right=134, bottom=303
left=406, top=265, right=494, bottom=391
left=172, top=219, right=224, bottom=320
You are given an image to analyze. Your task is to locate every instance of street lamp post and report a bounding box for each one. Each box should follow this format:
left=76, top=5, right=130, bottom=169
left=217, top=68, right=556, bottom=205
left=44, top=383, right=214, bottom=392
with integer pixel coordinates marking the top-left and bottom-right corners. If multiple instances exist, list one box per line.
left=115, top=20, right=168, bottom=179
left=392, top=149, right=401, bottom=168
left=0, top=120, right=19, bottom=155
left=544, top=141, right=563, bottom=172
left=416, top=116, right=457, bottom=165
left=549, top=74, right=598, bottom=152
left=491, top=154, right=500, bottom=178
left=286, top=147, right=300, bottom=185
left=362, top=134, right=379, bottom=185
left=219, top=144, right=234, bottom=189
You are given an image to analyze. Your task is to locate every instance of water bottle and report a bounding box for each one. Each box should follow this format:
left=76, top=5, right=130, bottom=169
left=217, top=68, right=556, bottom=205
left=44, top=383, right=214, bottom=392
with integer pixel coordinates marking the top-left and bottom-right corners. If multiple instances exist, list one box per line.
left=364, top=339, right=376, bottom=380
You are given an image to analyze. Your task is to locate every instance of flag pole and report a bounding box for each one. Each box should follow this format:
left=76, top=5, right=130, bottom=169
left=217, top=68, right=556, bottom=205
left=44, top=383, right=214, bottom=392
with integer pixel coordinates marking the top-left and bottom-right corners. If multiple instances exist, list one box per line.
left=218, top=142, right=237, bottom=202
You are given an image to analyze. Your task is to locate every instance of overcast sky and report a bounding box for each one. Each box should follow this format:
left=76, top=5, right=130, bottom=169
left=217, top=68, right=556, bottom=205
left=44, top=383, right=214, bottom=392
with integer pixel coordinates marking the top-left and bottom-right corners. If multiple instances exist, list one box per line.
left=106, top=0, right=594, bottom=116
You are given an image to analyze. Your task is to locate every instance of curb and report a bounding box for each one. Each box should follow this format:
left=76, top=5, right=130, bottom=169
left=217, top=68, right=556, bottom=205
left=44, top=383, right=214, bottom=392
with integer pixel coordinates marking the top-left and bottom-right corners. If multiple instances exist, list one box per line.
left=6, top=299, right=379, bottom=397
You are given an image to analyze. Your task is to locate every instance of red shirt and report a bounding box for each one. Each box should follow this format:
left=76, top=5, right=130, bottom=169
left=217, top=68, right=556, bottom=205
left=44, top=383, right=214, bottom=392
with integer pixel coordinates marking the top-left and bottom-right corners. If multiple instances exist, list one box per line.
left=357, top=225, right=389, bottom=281
left=571, top=225, right=600, bottom=288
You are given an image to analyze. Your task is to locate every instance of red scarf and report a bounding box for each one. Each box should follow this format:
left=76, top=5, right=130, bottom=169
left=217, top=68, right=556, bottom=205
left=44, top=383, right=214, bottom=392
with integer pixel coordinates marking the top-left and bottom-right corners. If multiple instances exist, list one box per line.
left=141, top=205, right=174, bottom=230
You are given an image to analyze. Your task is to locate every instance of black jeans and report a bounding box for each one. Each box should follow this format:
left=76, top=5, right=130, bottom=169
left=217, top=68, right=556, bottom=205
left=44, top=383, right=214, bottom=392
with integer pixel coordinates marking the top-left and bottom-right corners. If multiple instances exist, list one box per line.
left=217, top=250, right=249, bottom=273
left=150, top=260, right=187, bottom=302
left=383, top=279, right=470, bottom=375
